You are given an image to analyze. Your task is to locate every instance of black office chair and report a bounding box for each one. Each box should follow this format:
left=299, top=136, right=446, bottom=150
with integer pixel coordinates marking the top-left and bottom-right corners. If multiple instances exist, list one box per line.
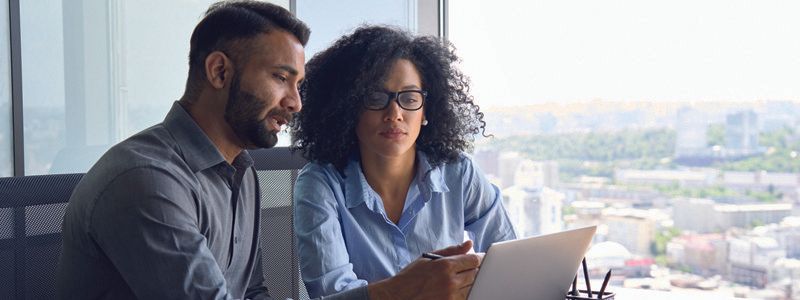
left=0, top=147, right=308, bottom=300
left=250, top=147, right=309, bottom=300
left=0, top=173, right=84, bottom=300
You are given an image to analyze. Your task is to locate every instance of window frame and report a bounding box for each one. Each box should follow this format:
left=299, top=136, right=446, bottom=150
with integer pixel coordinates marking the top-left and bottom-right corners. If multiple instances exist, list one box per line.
left=4, top=0, right=448, bottom=176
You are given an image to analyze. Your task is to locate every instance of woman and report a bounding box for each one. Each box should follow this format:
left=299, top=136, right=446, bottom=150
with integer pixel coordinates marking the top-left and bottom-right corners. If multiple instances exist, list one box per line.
left=291, top=25, right=516, bottom=298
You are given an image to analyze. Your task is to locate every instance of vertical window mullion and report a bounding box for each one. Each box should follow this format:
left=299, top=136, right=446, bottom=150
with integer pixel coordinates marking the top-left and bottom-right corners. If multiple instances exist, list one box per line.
left=9, top=0, right=24, bottom=177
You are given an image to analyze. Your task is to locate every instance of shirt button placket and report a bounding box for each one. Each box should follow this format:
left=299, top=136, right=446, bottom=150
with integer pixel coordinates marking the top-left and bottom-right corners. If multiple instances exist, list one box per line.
left=392, top=231, right=408, bottom=271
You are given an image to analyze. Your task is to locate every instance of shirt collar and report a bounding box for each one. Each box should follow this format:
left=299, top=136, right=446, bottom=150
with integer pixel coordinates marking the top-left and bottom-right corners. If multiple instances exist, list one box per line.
left=342, top=151, right=450, bottom=209
left=163, top=101, right=228, bottom=172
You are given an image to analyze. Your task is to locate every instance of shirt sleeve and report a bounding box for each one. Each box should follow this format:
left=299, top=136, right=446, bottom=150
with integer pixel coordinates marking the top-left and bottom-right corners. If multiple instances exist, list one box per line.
left=461, top=156, right=518, bottom=251
left=89, top=166, right=235, bottom=300
left=316, top=285, right=369, bottom=300
left=294, top=166, right=369, bottom=298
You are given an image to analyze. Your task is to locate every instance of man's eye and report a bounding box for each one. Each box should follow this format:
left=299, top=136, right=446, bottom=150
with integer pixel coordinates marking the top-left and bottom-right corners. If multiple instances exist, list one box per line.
left=274, top=74, right=287, bottom=82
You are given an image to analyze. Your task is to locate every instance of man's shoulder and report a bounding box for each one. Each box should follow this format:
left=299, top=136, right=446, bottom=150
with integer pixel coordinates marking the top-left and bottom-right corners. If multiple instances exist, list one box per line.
left=74, top=124, right=192, bottom=200
left=102, top=124, right=185, bottom=172
left=65, top=124, right=196, bottom=232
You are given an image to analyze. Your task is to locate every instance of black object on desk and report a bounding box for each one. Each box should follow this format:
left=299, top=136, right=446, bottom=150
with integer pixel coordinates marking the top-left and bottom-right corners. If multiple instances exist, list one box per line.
left=566, top=258, right=615, bottom=300
left=422, top=252, right=444, bottom=260
left=565, top=289, right=615, bottom=300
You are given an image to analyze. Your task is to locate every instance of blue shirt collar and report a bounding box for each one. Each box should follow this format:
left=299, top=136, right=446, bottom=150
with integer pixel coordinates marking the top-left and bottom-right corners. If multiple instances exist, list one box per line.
left=163, top=101, right=240, bottom=172
left=342, top=151, right=450, bottom=209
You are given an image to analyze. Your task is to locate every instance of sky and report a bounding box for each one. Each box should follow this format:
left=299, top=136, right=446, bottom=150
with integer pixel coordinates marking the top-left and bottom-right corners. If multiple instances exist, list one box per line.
left=448, top=0, right=800, bottom=107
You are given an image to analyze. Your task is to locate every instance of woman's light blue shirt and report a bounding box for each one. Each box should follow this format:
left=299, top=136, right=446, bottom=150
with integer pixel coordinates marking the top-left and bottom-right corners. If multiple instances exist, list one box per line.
left=294, top=152, right=517, bottom=298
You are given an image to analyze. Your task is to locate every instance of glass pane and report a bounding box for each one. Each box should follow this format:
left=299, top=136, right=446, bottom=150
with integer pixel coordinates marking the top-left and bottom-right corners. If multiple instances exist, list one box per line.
left=0, top=0, right=11, bottom=177
left=286, top=0, right=419, bottom=146
left=297, top=0, right=419, bottom=56
left=451, top=0, right=800, bottom=298
left=20, top=0, right=221, bottom=175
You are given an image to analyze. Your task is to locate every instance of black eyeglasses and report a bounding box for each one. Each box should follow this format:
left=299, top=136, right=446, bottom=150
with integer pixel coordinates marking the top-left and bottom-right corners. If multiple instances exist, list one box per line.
left=363, top=90, right=427, bottom=111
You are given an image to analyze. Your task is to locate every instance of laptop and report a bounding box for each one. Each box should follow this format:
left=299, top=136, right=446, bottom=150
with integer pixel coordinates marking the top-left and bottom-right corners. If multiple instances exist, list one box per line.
left=468, top=226, right=597, bottom=300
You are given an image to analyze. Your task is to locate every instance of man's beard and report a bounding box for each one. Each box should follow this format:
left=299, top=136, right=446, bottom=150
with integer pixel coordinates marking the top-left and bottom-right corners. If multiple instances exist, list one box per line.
left=224, top=75, right=290, bottom=149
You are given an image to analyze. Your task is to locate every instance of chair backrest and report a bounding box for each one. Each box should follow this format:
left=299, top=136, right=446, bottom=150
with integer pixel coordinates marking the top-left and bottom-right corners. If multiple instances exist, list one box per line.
left=0, top=148, right=308, bottom=300
left=0, top=173, right=84, bottom=300
left=249, top=147, right=309, bottom=300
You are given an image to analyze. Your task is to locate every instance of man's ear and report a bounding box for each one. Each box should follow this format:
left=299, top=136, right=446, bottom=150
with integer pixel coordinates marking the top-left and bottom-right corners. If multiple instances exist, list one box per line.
left=205, top=51, right=232, bottom=89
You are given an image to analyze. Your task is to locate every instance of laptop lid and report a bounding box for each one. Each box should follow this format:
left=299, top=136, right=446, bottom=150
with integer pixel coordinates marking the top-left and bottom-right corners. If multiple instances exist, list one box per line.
left=468, top=226, right=597, bottom=300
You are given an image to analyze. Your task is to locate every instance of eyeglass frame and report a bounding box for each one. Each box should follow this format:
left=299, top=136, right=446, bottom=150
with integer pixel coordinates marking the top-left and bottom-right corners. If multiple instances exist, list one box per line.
left=363, top=89, right=427, bottom=111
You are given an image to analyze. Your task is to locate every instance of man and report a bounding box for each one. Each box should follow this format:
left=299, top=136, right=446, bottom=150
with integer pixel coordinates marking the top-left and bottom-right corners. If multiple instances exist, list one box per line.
left=56, top=1, right=481, bottom=299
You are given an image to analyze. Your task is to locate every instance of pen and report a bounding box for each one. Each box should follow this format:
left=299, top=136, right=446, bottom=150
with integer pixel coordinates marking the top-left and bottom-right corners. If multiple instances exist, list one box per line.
left=422, top=252, right=444, bottom=260
left=597, top=269, right=612, bottom=299
left=582, top=258, right=591, bottom=297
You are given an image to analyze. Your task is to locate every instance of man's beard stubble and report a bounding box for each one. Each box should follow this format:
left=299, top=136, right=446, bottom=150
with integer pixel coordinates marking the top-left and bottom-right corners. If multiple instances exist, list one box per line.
left=224, top=75, right=291, bottom=149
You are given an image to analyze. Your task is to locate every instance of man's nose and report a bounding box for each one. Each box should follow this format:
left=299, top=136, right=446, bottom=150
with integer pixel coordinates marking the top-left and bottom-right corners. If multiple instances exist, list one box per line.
left=285, top=86, right=302, bottom=113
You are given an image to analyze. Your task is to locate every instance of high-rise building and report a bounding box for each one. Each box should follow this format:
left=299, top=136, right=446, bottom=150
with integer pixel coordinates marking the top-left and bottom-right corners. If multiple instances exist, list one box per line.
left=502, top=185, right=564, bottom=237
left=675, top=107, right=709, bottom=158
left=497, top=152, right=523, bottom=188
left=513, top=160, right=559, bottom=188
left=725, top=110, right=760, bottom=157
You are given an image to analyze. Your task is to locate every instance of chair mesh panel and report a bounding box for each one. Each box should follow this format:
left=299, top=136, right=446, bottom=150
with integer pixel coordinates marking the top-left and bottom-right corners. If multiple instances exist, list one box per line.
left=25, top=203, right=67, bottom=235
left=0, top=208, right=13, bottom=239
left=0, top=249, right=14, bottom=299
left=0, top=173, right=82, bottom=300
left=24, top=240, right=61, bottom=300
left=257, top=169, right=309, bottom=300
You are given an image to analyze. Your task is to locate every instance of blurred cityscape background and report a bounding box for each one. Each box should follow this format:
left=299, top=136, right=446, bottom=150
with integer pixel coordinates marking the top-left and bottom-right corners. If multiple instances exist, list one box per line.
left=472, top=100, right=800, bottom=299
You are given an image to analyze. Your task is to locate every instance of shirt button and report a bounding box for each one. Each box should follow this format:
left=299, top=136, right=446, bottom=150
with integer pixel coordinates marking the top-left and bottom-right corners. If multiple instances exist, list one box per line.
left=234, top=236, right=240, bottom=243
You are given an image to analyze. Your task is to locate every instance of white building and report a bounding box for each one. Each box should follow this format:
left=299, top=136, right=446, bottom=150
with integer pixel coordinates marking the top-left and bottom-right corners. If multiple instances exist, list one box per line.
left=603, top=207, right=668, bottom=256
left=672, top=198, right=793, bottom=233
left=502, top=185, right=564, bottom=237
left=513, top=160, right=559, bottom=188
left=614, top=169, right=718, bottom=188
left=715, top=203, right=793, bottom=230
left=666, top=233, right=728, bottom=276
left=675, top=107, right=709, bottom=158
left=755, top=216, right=800, bottom=259
left=497, top=152, right=523, bottom=188
left=673, top=198, right=718, bottom=233
left=723, top=171, right=800, bottom=198
left=728, top=235, right=786, bottom=288
left=725, top=110, right=760, bottom=157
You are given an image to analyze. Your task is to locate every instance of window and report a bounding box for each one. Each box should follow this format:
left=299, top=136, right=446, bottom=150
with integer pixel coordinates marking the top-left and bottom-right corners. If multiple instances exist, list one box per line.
left=19, top=0, right=220, bottom=175
left=451, top=0, right=800, bottom=298
left=282, top=0, right=431, bottom=146
left=12, top=0, right=437, bottom=174
left=0, top=0, right=11, bottom=177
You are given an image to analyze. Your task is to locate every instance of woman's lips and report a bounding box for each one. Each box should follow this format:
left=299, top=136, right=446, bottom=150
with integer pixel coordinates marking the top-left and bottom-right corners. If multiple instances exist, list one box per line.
left=379, top=129, right=407, bottom=139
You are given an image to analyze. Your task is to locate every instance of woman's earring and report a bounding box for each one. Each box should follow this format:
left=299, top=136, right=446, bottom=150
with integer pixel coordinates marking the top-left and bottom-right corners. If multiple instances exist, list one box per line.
left=422, top=120, right=429, bottom=126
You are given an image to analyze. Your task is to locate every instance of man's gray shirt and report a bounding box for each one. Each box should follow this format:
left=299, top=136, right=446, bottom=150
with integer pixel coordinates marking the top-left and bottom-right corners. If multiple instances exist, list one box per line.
left=57, top=102, right=367, bottom=300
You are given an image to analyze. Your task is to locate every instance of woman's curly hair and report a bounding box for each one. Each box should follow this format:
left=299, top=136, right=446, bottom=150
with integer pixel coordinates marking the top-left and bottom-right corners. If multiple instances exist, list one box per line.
left=291, top=25, right=487, bottom=171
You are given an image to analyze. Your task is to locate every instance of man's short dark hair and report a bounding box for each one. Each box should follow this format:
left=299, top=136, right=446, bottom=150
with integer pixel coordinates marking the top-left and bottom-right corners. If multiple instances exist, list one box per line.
left=185, top=0, right=310, bottom=95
